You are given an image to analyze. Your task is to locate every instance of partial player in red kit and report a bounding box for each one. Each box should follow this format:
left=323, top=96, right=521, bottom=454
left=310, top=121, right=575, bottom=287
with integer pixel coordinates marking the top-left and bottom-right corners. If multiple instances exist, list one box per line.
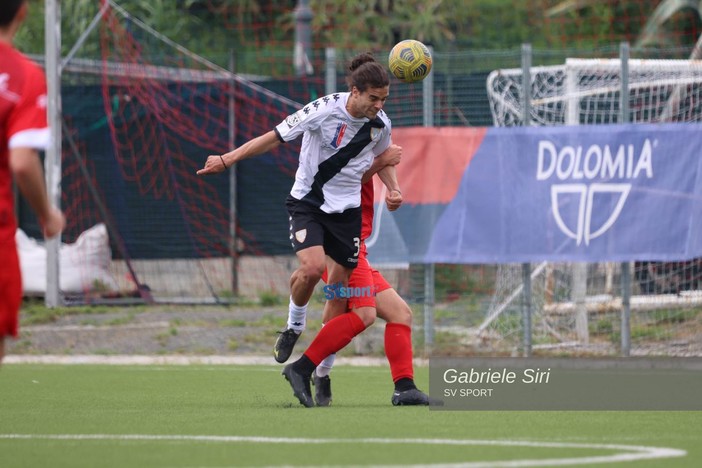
left=0, top=0, right=65, bottom=365
left=277, top=144, right=436, bottom=407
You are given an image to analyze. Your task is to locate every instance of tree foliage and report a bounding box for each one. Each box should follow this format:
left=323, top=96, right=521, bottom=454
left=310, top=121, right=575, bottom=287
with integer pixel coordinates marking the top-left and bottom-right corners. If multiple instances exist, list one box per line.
left=14, top=0, right=702, bottom=60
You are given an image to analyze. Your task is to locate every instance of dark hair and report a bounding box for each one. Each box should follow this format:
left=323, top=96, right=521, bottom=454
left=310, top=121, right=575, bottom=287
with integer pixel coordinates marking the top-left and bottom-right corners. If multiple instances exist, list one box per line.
left=0, top=0, right=25, bottom=28
left=346, top=52, right=389, bottom=92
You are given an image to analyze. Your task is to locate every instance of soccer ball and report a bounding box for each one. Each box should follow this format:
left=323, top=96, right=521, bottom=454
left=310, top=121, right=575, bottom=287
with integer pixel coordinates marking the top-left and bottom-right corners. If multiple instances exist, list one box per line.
left=388, top=39, right=432, bottom=83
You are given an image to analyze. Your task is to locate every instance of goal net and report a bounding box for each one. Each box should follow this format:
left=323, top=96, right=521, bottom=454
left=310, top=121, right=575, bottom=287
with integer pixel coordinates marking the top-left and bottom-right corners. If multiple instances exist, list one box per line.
left=46, top=1, right=316, bottom=304
left=482, top=58, right=702, bottom=355
left=488, top=58, right=702, bottom=126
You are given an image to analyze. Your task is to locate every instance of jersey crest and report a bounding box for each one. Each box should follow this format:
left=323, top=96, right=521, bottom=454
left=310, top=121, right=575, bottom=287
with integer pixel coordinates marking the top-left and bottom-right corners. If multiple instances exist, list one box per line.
left=330, top=122, right=347, bottom=148
left=285, top=112, right=301, bottom=129
left=0, top=73, right=20, bottom=102
left=295, top=229, right=307, bottom=243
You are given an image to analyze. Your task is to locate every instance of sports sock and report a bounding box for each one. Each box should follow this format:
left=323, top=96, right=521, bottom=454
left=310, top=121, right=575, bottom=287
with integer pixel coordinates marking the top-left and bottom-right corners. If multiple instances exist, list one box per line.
left=291, top=354, right=316, bottom=379
left=287, top=296, right=307, bottom=333
left=385, top=322, right=414, bottom=383
left=315, top=353, right=336, bottom=378
left=394, top=377, right=416, bottom=392
left=304, top=312, right=366, bottom=365
left=315, top=323, right=336, bottom=378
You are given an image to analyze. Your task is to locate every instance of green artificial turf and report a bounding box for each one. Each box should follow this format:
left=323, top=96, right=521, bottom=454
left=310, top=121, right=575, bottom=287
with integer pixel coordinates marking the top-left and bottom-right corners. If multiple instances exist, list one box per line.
left=0, top=364, right=699, bottom=467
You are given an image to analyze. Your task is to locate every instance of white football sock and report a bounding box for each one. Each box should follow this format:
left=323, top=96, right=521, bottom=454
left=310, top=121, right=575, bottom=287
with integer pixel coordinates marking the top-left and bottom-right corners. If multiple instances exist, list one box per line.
left=287, top=296, right=307, bottom=333
left=316, top=352, right=336, bottom=378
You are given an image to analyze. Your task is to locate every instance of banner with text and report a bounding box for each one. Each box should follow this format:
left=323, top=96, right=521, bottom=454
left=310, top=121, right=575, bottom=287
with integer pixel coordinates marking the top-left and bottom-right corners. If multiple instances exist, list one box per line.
left=367, top=124, right=702, bottom=265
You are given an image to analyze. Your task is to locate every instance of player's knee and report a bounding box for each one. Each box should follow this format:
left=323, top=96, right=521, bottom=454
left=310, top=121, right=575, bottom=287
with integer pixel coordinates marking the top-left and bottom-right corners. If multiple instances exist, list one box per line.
left=299, top=262, right=324, bottom=284
left=354, top=307, right=377, bottom=328
left=380, top=300, right=413, bottom=326
left=399, top=302, right=413, bottom=326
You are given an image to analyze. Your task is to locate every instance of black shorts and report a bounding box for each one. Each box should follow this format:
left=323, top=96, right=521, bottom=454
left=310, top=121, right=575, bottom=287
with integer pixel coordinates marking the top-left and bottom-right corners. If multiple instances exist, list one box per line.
left=286, top=195, right=361, bottom=269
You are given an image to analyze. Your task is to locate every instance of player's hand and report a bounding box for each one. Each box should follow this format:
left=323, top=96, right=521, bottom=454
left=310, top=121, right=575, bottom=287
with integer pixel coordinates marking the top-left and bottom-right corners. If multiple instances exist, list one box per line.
left=196, top=155, right=228, bottom=175
left=41, top=207, right=65, bottom=239
left=385, top=189, right=402, bottom=211
left=381, top=144, right=402, bottom=167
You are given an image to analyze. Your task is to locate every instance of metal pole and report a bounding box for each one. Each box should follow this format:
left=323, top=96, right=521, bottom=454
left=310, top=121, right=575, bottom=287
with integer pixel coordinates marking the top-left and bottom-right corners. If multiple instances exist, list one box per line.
left=620, top=42, right=631, bottom=121
left=620, top=42, right=631, bottom=357
left=423, top=50, right=435, bottom=354
left=294, top=0, right=313, bottom=76
left=521, top=43, right=532, bottom=125
left=565, top=50, right=589, bottom=345
left=45, top=0, right=62, bottom=307
left=521, top=264, right=532, bottom=356
left=325, top=47, right=337, bottom=95
left=229, top=50, right=239, bottom=297
left=422, top=46, right=434, bottom=127
left=423, top=263, right=435, bottom=355
left=573, top=263, right=589, bottom=343
left=520, top=43, right=533, bottom=356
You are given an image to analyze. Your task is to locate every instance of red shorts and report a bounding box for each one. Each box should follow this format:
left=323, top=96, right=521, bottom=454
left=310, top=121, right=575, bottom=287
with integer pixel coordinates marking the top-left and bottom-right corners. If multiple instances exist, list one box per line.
left=0, top=244, right=22, bottom=338
left=322, top=242, right=391, bottom=311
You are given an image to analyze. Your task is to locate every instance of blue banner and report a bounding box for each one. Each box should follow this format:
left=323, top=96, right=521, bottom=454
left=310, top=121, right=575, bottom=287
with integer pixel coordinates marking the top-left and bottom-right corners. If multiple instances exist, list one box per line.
left=368, top=124, right=702, bottom=264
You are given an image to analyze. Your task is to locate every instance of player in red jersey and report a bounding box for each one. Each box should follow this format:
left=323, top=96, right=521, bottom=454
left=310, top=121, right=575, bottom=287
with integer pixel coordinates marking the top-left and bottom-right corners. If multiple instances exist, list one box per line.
left=280, top=145, right=435, bottom=407
left=316, top=150, right=432, bottom=406
left=0, top=0, right=66, bottom=365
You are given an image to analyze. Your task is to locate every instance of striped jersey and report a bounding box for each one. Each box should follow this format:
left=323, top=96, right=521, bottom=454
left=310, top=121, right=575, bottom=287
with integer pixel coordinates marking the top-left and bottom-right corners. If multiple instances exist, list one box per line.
left=275, top=92, right=391, bottom=214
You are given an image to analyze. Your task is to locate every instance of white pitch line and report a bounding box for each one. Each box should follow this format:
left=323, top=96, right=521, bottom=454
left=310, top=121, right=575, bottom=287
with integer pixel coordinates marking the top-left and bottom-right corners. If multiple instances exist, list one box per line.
left=0, top=434, right=686, bottom=467
left=4, top=354, right=410, bottom=366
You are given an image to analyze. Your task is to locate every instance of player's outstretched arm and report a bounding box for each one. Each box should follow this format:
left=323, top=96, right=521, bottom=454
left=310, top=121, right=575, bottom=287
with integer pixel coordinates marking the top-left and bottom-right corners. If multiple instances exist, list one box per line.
left=197, top=130, right=281, bottom=175
left=362, top=144, right=402, bottom=184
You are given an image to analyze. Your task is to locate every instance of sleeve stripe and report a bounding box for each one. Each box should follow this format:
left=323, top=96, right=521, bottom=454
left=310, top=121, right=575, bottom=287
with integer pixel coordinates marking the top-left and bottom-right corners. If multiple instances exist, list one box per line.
left=274, top=127, right=285, bottom=143
left=9, top=128, right=51, bottom=150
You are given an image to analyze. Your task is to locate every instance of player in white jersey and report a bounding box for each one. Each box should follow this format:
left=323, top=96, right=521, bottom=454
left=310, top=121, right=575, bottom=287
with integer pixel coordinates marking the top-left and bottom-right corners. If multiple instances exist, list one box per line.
left=279, top=90, right=391, bottom=214
left=197, top=54, right=396, bottom=370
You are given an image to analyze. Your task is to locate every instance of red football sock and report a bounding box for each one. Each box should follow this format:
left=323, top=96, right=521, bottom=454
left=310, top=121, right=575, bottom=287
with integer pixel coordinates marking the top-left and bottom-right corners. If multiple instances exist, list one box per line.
left=384, top=323, right=414, bottom=382
left=304, top=312, right=366, bottom=365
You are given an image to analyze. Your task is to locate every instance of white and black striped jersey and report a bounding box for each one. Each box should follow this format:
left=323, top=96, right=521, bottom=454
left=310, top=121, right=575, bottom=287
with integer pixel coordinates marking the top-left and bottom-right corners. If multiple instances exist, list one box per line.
left=275, top=92, right=391, bottom=214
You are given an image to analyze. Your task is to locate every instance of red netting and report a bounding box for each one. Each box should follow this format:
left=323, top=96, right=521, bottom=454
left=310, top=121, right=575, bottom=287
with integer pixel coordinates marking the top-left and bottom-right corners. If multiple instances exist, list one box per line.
left=50, top=0, right=702, bottom=303
left=55, top=1, right=328, bottom=301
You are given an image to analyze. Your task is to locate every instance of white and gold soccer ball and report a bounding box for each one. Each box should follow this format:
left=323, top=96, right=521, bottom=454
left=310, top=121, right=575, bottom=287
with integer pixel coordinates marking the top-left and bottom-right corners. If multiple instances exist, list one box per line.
left=388, top=39, right=432, bottom=83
